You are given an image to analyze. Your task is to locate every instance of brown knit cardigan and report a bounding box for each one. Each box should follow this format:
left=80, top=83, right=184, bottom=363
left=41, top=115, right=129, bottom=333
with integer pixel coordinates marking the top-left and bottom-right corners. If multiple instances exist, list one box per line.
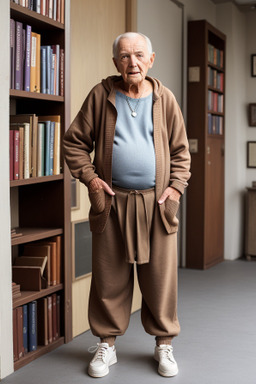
left=63, top=75, right=191, bottom=234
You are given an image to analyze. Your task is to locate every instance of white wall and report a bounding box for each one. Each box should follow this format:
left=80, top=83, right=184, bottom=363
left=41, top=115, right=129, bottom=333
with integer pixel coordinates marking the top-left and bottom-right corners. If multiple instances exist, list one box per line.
left=0, top=2, right=14, bottom=380
left=137, top=0, right=253, bottom=262
left=246, top=11, right=256, bottom=187
left=137, top=0, right=183, bottom=104
left=217, top=3, right=249, bottom=260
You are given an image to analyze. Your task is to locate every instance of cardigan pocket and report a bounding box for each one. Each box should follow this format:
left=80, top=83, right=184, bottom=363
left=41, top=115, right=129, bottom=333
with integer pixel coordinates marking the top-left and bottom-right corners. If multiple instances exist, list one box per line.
left=89, top=188, right=105, bottom=214
left=163, top=197, right=180, bottom=232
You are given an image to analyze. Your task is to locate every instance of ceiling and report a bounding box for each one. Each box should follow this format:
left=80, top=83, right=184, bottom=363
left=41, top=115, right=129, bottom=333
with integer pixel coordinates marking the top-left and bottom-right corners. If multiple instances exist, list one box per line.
left=211, top=0, right=256, bottom=11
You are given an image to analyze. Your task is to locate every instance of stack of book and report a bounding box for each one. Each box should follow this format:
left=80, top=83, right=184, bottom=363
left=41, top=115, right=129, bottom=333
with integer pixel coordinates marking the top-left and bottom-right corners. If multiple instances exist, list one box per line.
left=13, top=301, right=37, bottom=361
left=11, top=228, right=23, bottom=239
left=38, top=294, right=61, bottom=346
left=11, top=0, right=65, bottom=23
left=208, top=67, right=224, bottom=92
left=12, top=282, right=21, bottom=299
left=10, top=114, right=61, bottom=180
left=208, top=44, right=224, bottom=68
left=13, top=294, right=61, bottom=361
left=12, top=235, right=62, bottom=291
left=10, top=18, right=65, bottom=95
left=208, top=91, right=224, bottom=113
left=207, top=114, right=223, bottom=135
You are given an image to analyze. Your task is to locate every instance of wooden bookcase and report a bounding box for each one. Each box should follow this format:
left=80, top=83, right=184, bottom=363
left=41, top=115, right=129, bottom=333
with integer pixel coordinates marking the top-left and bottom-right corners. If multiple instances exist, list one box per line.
left=245, top=188, right=256, bottom=260
left=186, top=20, right=226, bottom=269
left=9, top=1, right=72, bottom=370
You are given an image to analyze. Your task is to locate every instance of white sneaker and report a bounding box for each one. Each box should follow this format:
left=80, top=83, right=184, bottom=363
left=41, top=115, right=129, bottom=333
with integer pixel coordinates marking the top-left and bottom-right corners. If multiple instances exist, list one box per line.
left=154, top=344, right=179, bottom=377
left=88, top=343, right=117, bottom=378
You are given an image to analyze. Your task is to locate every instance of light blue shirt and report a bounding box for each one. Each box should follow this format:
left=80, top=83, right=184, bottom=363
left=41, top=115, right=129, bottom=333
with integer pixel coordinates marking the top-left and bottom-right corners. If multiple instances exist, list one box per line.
left=112, top=91, right=156, bottom=189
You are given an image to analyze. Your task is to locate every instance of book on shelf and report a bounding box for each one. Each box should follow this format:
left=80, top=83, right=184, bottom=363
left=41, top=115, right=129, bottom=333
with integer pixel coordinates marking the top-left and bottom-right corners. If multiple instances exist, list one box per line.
left=38, top=115, right=61, bottom=176
left=12, top=265, right=47, bottom=291
left=60, top=48, right=64, bottom=96
left=208, top=44, right=224, bottom=68
left=208, top=91, right=224, bottom=113
left=10, top=114, right=38, bottom=179
left=9, top=130, right=14, bottom=180
left=38, top=294, right=61, bottom=346
left=24, top=24, right=32, bottom=92
left=22, top=235, right=62, bottom=287
left=11, top=0, right=65, bottom=24
left=37, top=297, right=48, bottom=346
left=10, top=19, right=15, bottom=90
left=208, top=67, right=224, bottom=91
left=23, top=304, right=28, bottom=354
left=14, top=256, right=48, bottom=276
left=47, top=295, right=53, bottom=343
left=28, top=301, right=37, bottom=352
left=17, top=306, right=25, bottom=359
left=10, top=18, right=64, bottom=95
left=30, top=32, right=41, bottom=93
left=208, top=113, right=223, bottom=135
left=13, top=309, right=18, bottom=362
left=9, top=114, right=61, bottom=180
left=15, top=21, right=23, bottom=91
left=13, top=294, right=61, bottom=362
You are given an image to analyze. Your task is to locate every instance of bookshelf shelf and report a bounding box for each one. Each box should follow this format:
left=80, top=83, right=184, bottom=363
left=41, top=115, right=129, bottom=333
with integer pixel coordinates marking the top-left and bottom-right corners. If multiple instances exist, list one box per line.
left=9, top=0, right=71, bottom=370
left=10, top=174, right=64, bottom=187
left=207, top=62, right=225, bottom=72
left=207, top=134, right=224, bottom=139
left=186, top=20, right=226, bottom=269
left=10, top=89, right=64, bottom=102
left=10, top=2, right=65, bottom=31
left=208, top=110, right=224, bottom=116
left=13, top=284, right=64, bottom=308
left=208, top=86, right=224, bottom=94
left=14, top=337, right=65, bottom=371
left=11, top=227, right=63, bottom=246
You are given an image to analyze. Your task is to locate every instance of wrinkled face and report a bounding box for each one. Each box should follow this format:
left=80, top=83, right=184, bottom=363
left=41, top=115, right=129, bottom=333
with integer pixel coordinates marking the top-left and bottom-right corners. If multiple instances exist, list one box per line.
left=113, top=35, right=155, bottom=86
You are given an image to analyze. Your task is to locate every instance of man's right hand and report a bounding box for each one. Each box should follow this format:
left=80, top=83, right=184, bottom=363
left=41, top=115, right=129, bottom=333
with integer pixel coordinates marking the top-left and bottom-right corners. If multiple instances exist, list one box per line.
left=88, top=177, right=115, bottom=196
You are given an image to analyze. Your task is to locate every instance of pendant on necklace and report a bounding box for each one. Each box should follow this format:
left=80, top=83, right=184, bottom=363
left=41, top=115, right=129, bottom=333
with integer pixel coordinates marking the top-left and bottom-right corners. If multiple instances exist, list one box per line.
left=131, top=111, right=137, bottom=117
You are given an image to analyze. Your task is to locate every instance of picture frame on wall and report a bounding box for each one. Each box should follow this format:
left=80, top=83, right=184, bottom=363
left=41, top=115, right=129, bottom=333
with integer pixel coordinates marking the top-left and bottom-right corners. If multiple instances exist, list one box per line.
left=251, top=54, right=256, bottom=77
left=247, top=141, right=256, bottom=168
left=248, top=104, right=256, bottom=126
left=71, top=177, right=80, bottom=210
left=72, top=219, right=92, bottom=281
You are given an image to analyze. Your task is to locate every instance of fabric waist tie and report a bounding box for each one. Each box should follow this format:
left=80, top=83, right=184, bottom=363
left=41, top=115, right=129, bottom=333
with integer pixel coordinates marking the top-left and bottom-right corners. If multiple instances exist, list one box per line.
left=112, top=186, right=155, bottom=264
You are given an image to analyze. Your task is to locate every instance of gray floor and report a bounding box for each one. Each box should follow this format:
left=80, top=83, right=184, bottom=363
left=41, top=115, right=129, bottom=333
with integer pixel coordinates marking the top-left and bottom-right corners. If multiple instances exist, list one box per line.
left=3, top=260, right=256, bottom=384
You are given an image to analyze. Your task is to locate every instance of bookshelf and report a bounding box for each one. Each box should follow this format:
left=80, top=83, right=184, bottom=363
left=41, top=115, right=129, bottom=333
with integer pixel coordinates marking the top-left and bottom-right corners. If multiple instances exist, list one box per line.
left=9, top=0, right=72, bottom=370
left=186, top=20, right=226, bottom=269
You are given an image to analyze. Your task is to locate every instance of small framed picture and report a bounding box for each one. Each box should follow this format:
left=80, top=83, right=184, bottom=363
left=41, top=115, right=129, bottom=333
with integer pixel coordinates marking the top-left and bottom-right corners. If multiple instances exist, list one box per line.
left=72, top=219, right=92, bottom=281
left=71, top=177, right=80, bottom=210
left=251, top=54, right=256, bottom=77
left=248, top=104, right=256, bottom=126
left=247, top=142, right=256, bottom=168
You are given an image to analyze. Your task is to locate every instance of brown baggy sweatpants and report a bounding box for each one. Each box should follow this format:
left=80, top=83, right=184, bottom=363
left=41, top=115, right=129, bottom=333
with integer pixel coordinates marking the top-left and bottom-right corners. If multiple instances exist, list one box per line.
left=88, top=186, right=180, bottom=341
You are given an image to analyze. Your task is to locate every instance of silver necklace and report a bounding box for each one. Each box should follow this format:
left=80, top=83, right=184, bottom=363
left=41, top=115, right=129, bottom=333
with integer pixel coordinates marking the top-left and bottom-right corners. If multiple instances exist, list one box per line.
left=125, top=90, right=144, bottom=117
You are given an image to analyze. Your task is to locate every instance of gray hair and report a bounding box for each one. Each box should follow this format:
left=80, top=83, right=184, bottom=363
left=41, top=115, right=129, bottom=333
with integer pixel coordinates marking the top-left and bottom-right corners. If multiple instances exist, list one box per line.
left=112, top=32, right=153, bottom=59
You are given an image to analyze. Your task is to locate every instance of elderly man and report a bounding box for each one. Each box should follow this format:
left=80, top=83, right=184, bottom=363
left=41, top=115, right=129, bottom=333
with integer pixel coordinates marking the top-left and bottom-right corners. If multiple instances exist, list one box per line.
left=63, top=32, right=191, bottom=378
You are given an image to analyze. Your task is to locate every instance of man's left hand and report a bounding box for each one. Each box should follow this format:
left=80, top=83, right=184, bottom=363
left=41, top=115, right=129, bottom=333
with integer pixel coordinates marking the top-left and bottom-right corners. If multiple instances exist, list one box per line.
left=158, top=187, right=181, bottom=205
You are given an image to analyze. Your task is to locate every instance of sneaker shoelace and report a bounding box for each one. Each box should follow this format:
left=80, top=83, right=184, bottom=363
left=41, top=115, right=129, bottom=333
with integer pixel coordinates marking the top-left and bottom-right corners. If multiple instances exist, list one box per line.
left=159, top=346, right=175, bottom=362
left=88, top=343, right=108, bottom=363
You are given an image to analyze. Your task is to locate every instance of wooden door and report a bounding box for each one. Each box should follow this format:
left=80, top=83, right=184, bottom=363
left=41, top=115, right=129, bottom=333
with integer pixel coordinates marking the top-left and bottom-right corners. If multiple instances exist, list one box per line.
left=205, top=137, right=224, bottom=268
